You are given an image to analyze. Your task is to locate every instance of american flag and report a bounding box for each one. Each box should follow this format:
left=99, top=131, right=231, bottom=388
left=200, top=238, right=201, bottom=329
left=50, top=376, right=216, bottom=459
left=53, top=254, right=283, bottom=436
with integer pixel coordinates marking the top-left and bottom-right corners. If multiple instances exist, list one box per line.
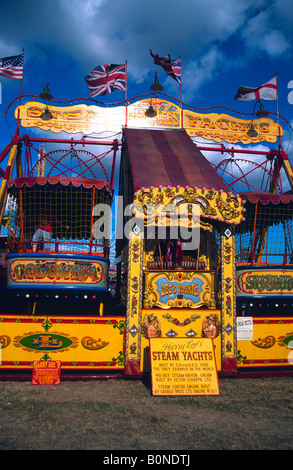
left=85, top=63, right=126, bottom=97
left=0, top=53, right=24, bottom=80
left=150, top=50, right=181, bottom=84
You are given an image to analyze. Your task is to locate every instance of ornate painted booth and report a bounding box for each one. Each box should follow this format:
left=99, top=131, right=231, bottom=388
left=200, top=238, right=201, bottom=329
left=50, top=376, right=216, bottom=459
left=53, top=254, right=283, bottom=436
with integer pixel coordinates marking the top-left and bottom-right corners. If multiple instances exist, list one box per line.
left=117, top=128, right=244, bottom=376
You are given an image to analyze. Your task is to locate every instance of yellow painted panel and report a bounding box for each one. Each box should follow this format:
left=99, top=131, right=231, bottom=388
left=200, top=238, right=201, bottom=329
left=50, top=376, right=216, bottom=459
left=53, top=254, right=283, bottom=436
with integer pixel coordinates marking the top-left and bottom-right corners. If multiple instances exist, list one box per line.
left=184, top=110, right=281, bottom=144
left=0, top=315, right=126, bottom=370
left=237, top=317, right=293, bottom=368
left=140, top=308, right=222, bottom=372
left=15, top=100, right=282, bottom=145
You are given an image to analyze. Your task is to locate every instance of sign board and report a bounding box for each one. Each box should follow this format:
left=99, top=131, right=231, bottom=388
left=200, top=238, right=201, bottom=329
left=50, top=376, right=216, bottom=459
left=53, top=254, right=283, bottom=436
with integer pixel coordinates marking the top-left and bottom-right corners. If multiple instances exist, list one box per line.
left=149, top=337, right=219, bottom=396
left=237, top=317, right=253, bottom=341
left=236, top=268, right=293, bottom=297
left=32, top=360, right=61, bottom=385
left=6, top=255, right=109, bottom=290
left=144, top=271, right=214, bottom=309
left=183, top=109, right=281, bottom=144
left=15, top=99, right=282, bottom=145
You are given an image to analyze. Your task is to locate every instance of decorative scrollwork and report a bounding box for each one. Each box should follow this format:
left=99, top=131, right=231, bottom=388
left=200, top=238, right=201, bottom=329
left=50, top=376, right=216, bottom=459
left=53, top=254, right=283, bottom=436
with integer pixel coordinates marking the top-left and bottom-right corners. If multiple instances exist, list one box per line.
left=81, top=336, right=109, bottom=350
left=223, top=242, right=232, bottom=263
left=0, top=335, right=11, bottom=349
left=113, top=320, right=126, bottom=335
left=215, top=192, right=241, bottom=220
left=277, top=332, right=293, bottom=348
left=162, top=312, right=200, bottom=326
left=251, top=336, right=276, bottom=349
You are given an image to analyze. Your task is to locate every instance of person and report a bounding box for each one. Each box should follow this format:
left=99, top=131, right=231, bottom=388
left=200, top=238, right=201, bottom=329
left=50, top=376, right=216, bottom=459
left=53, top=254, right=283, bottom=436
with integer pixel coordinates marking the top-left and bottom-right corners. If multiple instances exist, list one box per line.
left=174, top=238, right=183, bottom=268
left=143, top=314, right=161, bottom=339
left=165, top=240, right=173, bottom=264
left=202, top=316, right=217, bottom=339
left=31, top=213, right=69, bottom=252
left=32, top=220, right=53, bottom=252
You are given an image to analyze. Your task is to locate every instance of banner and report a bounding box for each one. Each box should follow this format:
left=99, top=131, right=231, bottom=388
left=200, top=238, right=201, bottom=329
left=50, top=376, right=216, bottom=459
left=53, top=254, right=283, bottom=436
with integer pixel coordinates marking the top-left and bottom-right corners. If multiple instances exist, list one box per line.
left=15, top=99, right=282, bottom=144
left=183, top=110, right=281, bottom=144
left=7, top=255, right=109, bottom=290
left=236, top=268, right=293, bottom=296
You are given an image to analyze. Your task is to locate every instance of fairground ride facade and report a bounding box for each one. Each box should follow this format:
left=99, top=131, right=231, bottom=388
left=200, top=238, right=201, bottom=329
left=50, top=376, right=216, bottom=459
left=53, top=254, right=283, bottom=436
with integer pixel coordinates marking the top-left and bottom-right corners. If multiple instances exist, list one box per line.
left=0, top=85, right=292, bottom=379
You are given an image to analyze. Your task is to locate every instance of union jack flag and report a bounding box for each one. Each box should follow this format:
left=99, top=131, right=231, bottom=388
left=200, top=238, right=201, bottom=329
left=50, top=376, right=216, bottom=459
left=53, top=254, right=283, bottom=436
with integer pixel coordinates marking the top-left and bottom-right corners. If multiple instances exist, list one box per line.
left=150, top=50, right=181, bottom=84
left=85, top=63, right=126, bottom=97
left=0, top=53, right=24, bottom=80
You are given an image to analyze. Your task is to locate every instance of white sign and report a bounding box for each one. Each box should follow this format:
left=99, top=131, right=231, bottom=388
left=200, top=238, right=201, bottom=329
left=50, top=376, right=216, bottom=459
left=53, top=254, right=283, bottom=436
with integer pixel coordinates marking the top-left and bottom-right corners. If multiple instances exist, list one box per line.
left=237, top=317, right=253, bottom=341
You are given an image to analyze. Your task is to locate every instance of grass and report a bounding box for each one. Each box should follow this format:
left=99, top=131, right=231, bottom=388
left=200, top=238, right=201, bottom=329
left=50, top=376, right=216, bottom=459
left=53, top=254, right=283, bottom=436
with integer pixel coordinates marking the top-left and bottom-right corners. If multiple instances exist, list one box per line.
left=0, top=376, right=292, bottom=450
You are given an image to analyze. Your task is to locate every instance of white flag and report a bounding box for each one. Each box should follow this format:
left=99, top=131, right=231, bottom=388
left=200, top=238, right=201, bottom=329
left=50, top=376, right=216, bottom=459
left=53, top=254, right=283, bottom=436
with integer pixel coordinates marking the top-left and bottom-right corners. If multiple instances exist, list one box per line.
left=235, top=76, right=277, bottom=101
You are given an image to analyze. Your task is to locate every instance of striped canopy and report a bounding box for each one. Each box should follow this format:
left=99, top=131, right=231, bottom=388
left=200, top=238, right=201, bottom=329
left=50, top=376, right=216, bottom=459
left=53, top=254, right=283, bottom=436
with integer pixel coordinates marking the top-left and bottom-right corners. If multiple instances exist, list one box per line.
left=122, top=128, right=230, bottom=193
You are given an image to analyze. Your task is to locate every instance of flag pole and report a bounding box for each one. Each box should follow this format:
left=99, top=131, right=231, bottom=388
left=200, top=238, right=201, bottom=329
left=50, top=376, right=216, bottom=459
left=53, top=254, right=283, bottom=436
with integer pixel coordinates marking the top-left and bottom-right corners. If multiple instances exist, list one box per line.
left=276, top=72, right=281, bottom=148
left=125, top=60, right=128, bottom=127
left=179, top=56, right=183, bottom=130
left=19, top=48, right=24, bottom=102
left=16, top=48, right=24, bottom=135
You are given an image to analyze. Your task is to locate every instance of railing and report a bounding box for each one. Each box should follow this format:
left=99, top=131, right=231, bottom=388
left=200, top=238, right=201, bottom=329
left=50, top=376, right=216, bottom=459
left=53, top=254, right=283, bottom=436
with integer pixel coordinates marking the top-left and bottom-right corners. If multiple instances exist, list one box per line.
left=236, top=252, right=293, bottom=265
left=146, top=255, right=206, bottom=271
left=6, top=239, right=110, bottom=257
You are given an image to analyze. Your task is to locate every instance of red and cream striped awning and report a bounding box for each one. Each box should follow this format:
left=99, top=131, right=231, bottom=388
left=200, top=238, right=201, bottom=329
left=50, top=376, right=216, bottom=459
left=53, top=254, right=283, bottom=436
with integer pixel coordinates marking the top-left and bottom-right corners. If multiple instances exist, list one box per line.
left=123, top=128, right=230, bottom=193
left=240, top=190, right=293, bottom=206
left=8, top=176, right=113, bottom=194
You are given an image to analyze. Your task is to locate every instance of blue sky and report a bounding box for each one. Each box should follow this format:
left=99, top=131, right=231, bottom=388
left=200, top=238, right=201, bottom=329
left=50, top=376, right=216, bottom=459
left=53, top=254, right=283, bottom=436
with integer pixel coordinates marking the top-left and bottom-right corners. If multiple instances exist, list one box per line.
left=0, top=0, right=292, bottom=193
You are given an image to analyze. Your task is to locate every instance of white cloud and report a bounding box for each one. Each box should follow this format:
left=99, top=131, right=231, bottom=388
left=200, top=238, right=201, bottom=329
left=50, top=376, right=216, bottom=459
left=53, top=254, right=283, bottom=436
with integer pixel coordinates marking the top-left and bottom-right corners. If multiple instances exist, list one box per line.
left=241, top=6, right=292, bottom=58
left=281, top=120, right=293, bottom=158
left=0, top=0, right=292, bottom=109
left=181, top=46, right=226, bottom=101
left=0, top=40, right=19, bottom=56
left=261, top=30, right=291, bottom=57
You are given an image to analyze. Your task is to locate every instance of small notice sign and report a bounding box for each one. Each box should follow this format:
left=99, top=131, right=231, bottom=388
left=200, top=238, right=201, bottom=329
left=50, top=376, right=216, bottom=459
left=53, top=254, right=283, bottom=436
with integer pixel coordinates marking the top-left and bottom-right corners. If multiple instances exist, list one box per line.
left=150, top=337, right=219, bottom=396
left=237, top=317, right=253, bottom=341
left=32, top=360, right=61, bottom=385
